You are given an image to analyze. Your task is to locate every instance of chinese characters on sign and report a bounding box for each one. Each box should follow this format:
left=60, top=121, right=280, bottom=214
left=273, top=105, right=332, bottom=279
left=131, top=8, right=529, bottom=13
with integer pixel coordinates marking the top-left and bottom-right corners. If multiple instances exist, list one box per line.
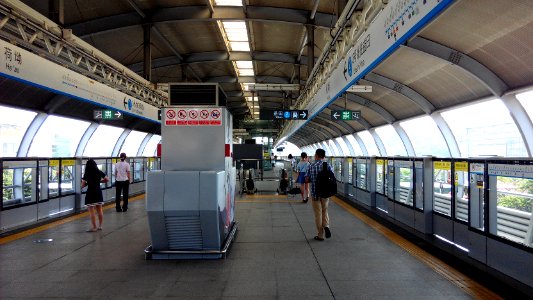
left=4, top=46, right=22, bottom=74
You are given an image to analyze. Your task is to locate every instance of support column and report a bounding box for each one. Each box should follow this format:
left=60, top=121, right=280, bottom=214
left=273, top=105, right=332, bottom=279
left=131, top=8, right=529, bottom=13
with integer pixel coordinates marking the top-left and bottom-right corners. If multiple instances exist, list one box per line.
left=17, top=112, right=48, bottom=157
left=306, top=24, right=315, bottom=79
left=48, top=0, right=64, bottom=25
left=143, top=24, right=152, bottom=81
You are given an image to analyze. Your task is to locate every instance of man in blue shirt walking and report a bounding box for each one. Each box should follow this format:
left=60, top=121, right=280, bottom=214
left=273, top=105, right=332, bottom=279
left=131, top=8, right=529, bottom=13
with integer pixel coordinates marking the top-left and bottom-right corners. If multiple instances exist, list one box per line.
left=307, top=148, right=333, bottom=241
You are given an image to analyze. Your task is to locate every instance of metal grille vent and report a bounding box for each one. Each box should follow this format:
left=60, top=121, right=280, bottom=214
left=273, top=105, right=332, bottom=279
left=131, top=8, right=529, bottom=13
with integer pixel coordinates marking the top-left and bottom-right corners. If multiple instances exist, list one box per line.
left=165, top=216, right=203, bottom=250
left=448, top=51, right=463, bottom=65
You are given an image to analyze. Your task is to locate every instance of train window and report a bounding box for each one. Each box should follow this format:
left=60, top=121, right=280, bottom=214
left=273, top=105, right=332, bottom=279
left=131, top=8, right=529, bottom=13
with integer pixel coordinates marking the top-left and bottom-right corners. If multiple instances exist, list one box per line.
left=0, top=105, right=37, bottom=157
left=400, top=116, right=449, bottom=157
left=454, top=162, right=469, bottom=222
left=442, top=99, right=528, bottom=157
left=433, top=161, right=452, bottom=216
left=376, top=159, right=385, bottom=194
left=28, top=115, right=89, bottom=157
left=375, top=125, right=407, bottom=156
left=488, top=163, right=533, bottom=246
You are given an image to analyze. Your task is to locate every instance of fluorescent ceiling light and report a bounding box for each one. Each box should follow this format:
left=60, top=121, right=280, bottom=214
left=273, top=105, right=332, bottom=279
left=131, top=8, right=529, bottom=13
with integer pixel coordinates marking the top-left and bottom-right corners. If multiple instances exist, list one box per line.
left=230, top=41, right=250, bottom=51
left=214, top=0, right=243, bottom=6
left=253, top=111, right=260, bottom=114
left=238, top=69, right=255, bottom=76
left=236, top=61, right=253, bottom=69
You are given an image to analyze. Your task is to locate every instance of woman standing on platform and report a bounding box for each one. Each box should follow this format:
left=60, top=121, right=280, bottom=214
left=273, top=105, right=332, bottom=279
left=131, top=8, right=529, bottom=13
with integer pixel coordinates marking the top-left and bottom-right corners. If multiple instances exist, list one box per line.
left=296, top=152, right=310, bottom=203
left=81, top=159, right=108, bottom=232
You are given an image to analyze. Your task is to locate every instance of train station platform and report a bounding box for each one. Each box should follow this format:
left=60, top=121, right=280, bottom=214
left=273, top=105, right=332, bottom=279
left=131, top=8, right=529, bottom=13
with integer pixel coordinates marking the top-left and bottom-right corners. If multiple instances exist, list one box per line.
left=0, top=193, right=501, bottom=299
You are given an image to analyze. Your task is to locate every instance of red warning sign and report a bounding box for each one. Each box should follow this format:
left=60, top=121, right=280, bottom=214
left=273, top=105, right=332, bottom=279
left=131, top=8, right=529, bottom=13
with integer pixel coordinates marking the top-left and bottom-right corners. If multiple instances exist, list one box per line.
left=166, top=109, right=176, bottom=119
left=164, top=108, right=222, bottom=126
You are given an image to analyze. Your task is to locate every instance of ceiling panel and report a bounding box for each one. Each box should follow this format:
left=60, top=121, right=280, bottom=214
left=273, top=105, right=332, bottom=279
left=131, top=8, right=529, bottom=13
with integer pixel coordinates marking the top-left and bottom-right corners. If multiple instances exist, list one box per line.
left=419, top=0, right=533, bottom=89
left=157, top=22, right=226, bottom=54
left=249, top=0, right=335, bottom=14
left=138, top=0, right=206, bottom=9
left=374, top=47, right=490, bottom=109
left=251, top=21, right=303, bottom=54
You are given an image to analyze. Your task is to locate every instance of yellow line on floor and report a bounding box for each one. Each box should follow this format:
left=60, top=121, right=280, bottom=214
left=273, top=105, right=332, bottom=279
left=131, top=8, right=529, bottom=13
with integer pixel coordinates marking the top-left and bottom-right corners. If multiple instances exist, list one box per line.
left=236, top=200, right=302, bottom=203
left=241, top=194, right=288, bottom=198
left=0, top=194, right=145, bottom=245
left=331, top=196, right=502, bottom=300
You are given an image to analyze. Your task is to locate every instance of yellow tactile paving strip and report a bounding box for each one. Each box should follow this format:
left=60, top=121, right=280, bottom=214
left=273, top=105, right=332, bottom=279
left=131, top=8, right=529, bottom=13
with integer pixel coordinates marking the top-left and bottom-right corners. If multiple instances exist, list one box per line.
left=330, top=196, right=502, bottom=300
left=0, top=194, right=145, bottom=245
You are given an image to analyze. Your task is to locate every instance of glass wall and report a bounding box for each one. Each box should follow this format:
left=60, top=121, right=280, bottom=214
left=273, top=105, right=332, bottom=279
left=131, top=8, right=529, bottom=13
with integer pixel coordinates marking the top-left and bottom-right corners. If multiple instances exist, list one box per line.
left=357, top=131, right=380, bottom=156
left=375, top=125, right=407, bottom=156
left=396, top=160, right=413, bottom=206
left=346, top=135, right=364, bottom=156
left=336, top=137, right=350, bottom=156
left=120, top=130, right=147, bottom=157
left=433, top=161, right=452, bottom=216
left=488, top=163, right=533, bottom=246
left=516, top=91, right=533, bottom=120
left=328, top=140, right=341, bottom=156
left=143, top=135, right=161, bottom=157
left=442, top=99, right=528, bottom=157
left=0, top=106, right=37, bottom=157
left=400, top=116, right=450, bottom=157
left=83, top=125, right=124, bottom=157
left=28, top=115, right=90, bottom=157
left=356, top=158, right=368, bottom=190
left=454, top=161, right=469, bottom=222
left=376, top=159, right=385, bottom=194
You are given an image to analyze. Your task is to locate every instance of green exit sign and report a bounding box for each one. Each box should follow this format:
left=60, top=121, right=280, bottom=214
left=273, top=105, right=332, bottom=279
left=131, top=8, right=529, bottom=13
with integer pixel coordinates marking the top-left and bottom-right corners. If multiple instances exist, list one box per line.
left=94, top=110, right=123, bottom=120
left=331, top=110, right=361, bottom=121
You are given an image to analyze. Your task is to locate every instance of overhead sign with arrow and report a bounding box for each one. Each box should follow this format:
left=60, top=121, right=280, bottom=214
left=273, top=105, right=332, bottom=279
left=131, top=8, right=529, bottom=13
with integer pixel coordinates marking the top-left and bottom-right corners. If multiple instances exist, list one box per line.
left=260, top=109, right=308, bottom=120
left=331, top=110, right=361, bottom=121
left=94, top=109, right=123, bottom=120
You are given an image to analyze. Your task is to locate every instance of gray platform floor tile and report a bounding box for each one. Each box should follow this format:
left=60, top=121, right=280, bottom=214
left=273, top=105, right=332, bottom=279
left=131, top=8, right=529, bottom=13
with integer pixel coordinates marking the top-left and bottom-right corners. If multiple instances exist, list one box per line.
left=0, top=194, right=484, bottom=299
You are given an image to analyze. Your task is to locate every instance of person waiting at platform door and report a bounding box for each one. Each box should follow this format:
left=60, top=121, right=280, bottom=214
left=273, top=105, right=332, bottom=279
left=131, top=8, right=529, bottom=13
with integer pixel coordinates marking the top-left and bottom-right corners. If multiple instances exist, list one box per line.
left=114, top=153, right=131, bottom=212
left=81, top=159, right=108, bottom=232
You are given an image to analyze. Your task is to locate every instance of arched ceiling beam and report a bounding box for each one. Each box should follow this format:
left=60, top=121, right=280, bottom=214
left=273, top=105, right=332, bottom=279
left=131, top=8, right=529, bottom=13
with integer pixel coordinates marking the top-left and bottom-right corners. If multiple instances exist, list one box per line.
left=128, top=52, right=310, bottom=72
left=68, top=6, right=337, bottom=39
left=296, top=127, right=326, bottom=143
left=308, top=119, right=341, bottom=138
left=315, top=115, right=349, bottom=136
left=364, top=72, right=436, bottom=115
left=346, top=93, right=396, bottom=124
left=406, top=37, right=509, bottom=97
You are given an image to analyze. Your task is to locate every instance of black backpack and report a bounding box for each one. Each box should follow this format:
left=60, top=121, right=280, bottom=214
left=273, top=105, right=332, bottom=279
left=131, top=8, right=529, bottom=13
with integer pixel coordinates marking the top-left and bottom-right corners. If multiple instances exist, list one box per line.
left=315, top=162, right=337, bottom=198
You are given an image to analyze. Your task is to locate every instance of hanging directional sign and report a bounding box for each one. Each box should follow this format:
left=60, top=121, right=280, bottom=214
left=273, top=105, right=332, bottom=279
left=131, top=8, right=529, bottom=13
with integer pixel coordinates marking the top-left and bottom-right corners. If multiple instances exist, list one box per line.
left=94, top=109, right=123, bottom=120
left=259, top=109, right=308, bottom=120
left=331, top=110, right=361, bottom=121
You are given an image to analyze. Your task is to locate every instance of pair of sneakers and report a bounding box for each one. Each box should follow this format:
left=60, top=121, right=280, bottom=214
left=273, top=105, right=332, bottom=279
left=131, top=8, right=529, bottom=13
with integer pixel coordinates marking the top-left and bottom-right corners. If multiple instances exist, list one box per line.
left=314, top=227, right=332, bottom=241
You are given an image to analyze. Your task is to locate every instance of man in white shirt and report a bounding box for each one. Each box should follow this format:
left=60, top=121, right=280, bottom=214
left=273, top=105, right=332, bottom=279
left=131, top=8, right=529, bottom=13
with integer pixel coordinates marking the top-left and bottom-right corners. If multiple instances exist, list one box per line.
left=115, top=152, right=131, bottom=212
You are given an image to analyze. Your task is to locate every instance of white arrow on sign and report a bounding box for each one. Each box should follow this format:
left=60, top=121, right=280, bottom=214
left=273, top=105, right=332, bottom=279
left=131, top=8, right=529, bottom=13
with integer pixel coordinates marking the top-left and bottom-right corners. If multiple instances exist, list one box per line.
left=115, top=111, right=122, bottom=118
left=300, top=111, right=307, bottom=119
left=333, top=112, right=340, bottom=119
